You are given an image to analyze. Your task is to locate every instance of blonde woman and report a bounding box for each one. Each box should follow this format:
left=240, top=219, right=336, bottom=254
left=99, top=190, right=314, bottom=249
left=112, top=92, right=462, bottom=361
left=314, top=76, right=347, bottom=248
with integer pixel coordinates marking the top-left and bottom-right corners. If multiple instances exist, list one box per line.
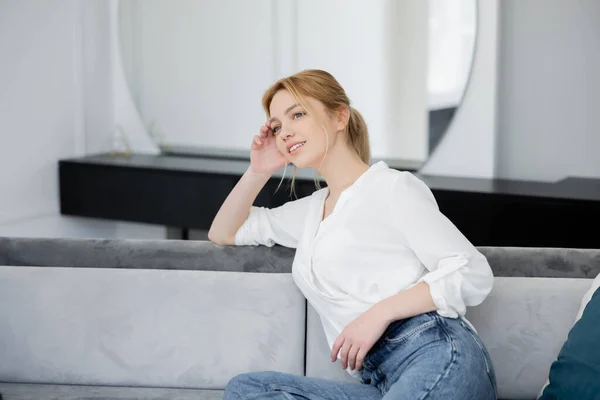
left=209, top=69, right=497, bottom=400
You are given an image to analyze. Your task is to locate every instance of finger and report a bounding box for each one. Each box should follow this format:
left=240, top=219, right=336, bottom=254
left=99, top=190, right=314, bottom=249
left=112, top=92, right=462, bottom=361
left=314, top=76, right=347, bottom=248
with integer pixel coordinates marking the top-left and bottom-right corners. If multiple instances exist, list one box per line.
left=348, top=344, right=360, bottom=370
left=331, top=336, right=344, bottom=362
left=340, top=341, right=352, bottom=369
left=355, top=348, right=368, bottom=371
left=259, top=125, right=268, bottom=138
left=253, top=135, right=262, bottom=146
left=265, top=120, right=271, bottom=128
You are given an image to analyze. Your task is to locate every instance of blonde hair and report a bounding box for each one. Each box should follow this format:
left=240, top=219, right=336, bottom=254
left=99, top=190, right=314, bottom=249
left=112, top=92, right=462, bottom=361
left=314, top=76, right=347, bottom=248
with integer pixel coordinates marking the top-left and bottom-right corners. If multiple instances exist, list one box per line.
left=262, top=69, right=370, bottom=196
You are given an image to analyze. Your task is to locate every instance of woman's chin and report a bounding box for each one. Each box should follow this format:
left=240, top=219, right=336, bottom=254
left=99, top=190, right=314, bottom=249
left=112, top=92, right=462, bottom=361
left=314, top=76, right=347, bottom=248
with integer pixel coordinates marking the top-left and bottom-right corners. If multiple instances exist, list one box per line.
left=286, top=143, right=325, bottom=168
left=289, top=153, right=318, bottom=169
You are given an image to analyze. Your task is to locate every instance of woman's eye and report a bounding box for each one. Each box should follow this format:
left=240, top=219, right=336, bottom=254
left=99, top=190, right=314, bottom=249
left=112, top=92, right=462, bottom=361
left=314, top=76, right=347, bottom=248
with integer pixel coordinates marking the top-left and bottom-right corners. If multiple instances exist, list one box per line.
left=272, top=126, right=281, bottom=134
left=293, top=112, right=305, bottom=119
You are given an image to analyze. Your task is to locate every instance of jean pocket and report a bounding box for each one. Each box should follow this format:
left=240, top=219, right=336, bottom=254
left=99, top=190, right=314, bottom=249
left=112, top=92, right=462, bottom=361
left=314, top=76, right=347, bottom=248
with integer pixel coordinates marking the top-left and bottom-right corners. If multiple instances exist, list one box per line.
left=384, top=313, right=438, bottom=344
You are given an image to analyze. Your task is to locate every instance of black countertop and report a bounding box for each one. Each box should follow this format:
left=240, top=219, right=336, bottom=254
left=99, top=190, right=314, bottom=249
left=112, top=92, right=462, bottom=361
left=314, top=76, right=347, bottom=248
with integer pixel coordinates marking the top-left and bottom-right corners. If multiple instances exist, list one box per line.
left=65, top=153, right=600, bottom=203
left=68, top=152, right=425, bottom=179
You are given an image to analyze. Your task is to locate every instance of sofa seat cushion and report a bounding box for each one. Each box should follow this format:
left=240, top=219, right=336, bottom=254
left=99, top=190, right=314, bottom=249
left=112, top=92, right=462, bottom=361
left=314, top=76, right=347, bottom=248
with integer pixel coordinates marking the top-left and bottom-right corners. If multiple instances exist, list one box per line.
left=0, top=382, right=224, bottom=400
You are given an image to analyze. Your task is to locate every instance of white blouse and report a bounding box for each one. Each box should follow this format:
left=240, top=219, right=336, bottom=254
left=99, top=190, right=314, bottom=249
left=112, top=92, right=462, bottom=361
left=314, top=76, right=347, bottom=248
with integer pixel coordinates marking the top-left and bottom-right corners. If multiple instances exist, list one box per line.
left=235, top=161, right=494, bottom=379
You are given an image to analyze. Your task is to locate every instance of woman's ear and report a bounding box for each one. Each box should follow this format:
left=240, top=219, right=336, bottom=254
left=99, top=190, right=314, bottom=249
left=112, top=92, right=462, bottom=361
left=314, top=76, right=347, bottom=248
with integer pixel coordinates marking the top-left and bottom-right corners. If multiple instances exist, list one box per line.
left=336, top=106, right=351, bottom=131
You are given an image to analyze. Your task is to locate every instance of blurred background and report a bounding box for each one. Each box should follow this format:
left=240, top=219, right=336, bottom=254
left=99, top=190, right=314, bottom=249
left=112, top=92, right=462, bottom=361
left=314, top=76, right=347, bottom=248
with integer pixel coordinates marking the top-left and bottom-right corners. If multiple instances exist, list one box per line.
left=0, top=0, right=598, bottom=243
left=117, top=0, right=475, bottom=161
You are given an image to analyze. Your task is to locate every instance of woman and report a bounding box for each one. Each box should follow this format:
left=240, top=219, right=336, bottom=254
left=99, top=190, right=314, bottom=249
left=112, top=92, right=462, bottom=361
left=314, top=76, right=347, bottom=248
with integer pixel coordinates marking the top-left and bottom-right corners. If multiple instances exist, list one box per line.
left=209, top=69, right=497, bottom=399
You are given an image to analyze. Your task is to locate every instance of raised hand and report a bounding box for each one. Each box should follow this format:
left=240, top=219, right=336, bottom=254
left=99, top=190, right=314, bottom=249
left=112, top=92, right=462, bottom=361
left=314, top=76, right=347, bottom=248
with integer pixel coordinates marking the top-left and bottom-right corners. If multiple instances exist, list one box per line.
left=249, top=120, right=288, bottom=175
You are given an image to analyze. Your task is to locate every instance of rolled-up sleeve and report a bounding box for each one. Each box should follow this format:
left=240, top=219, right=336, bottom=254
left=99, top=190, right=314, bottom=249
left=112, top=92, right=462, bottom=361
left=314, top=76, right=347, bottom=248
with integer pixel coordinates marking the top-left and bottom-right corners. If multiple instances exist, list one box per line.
left=391, top=172, right=494, bottom=318
left=234, top=194, right=313, bottom=248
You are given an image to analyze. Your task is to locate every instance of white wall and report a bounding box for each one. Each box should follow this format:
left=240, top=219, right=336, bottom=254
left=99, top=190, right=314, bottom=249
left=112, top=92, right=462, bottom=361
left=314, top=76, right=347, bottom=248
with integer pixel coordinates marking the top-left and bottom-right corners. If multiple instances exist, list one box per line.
left=0, top=0, right=165, bottom=239
left=81, top=0, right=115, bottom=154
left=495, top=0, right=600, bottom=182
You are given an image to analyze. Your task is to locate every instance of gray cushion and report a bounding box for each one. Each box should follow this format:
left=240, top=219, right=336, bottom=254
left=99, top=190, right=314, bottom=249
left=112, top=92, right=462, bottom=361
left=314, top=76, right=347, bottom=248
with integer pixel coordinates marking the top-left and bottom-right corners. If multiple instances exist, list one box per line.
left=465, top=277, right=592, bottom=400
left=305, top=277, right=593, bottom=400
left=0, top=267, right=305, bottom=389
left=2, top=237, right=599, bottom=278
left=0, top=382, right=224, bottom=400
left=478, top=246, right=600, bottom=278
left=0, top=237, right=295, bottom=273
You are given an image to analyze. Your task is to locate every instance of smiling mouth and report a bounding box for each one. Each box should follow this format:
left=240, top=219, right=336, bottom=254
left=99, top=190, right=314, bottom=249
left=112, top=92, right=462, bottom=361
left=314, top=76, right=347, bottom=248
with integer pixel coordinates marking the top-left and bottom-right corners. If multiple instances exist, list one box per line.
left=289, top=141, right=306, bottom=154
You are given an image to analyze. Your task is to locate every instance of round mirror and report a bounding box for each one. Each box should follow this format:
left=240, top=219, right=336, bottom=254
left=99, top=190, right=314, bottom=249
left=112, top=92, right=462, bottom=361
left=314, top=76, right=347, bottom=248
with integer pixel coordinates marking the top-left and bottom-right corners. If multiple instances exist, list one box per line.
left=118, top=0, right=476, bottom=167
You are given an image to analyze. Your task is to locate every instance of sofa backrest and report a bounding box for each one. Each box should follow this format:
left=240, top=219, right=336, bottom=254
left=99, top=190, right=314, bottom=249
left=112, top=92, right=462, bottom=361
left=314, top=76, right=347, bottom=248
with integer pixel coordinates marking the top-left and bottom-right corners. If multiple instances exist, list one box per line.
left=0, top=237, right=295, bottom=273
left=2, top=237, right=600, bottom=278
left=305, top=276, right=593, bottom=400
left=0, top=266, right=305, bottom=389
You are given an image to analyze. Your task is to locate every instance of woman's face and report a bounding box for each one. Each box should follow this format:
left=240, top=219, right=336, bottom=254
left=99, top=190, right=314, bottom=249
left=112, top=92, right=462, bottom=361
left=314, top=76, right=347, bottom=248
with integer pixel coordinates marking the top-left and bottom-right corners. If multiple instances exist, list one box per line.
left=268, top=89, right=344, bottom=168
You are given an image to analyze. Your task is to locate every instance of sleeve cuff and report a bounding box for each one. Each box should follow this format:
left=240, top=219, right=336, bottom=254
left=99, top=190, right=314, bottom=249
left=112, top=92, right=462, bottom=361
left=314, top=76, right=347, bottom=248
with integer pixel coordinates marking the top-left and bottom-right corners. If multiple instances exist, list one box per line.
left=234, top=207, right=263, bottom=246
left=417, top=253, right=471, bottom=318
left=422, top=277, right=460, bottom=318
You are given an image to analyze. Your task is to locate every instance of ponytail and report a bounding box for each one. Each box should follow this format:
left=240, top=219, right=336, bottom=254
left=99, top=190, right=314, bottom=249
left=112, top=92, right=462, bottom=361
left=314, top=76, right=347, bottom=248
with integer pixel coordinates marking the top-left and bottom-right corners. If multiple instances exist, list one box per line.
left=347, top=107, right=370, bottom=164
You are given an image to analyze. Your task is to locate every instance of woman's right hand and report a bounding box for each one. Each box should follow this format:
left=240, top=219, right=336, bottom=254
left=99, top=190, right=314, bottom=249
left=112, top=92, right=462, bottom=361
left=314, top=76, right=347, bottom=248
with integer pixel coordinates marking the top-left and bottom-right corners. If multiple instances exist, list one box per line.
left=209, top=122, right=280, bottom=245
left=250, top=121, right=288, bottom=175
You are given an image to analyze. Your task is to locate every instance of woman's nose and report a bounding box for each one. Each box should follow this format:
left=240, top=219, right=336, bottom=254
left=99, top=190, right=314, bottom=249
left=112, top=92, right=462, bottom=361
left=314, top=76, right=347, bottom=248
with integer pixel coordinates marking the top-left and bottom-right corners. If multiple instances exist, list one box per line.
left=281, top=129, right=294, bottom=140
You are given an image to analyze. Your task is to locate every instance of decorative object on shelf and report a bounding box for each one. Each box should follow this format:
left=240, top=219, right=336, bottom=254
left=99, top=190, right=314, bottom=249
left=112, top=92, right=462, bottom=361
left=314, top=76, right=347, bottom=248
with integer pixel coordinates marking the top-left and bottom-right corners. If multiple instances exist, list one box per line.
left=108, top=125, right=132, bottom=157
left=148, top=120, right=171, bottom=153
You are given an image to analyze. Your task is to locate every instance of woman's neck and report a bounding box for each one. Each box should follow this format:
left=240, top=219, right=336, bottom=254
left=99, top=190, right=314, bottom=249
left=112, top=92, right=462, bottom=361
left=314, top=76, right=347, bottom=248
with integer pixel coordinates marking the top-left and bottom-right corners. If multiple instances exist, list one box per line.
left=316, top=145, right=370, bottom=199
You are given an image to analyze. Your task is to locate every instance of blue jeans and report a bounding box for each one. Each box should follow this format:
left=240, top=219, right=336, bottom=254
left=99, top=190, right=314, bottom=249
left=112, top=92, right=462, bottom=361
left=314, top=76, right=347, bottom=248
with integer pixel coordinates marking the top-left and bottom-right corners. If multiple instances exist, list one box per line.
left=224, top=311, right=497, bottom=399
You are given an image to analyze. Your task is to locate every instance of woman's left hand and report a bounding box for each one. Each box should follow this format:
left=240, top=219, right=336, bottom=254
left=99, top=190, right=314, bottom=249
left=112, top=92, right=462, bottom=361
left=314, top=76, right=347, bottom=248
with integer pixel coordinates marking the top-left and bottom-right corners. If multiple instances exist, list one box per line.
left=331, top=305, right=392, bottom=371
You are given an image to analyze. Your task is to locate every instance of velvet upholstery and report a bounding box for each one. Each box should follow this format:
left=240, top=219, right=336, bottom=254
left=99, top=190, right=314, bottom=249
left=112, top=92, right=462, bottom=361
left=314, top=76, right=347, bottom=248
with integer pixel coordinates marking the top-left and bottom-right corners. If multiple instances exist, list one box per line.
left=0, top=267, right=305, bottom=390
left=1, top=237, right=599, bottom=400
left=1, top=237, right=599, bottom=278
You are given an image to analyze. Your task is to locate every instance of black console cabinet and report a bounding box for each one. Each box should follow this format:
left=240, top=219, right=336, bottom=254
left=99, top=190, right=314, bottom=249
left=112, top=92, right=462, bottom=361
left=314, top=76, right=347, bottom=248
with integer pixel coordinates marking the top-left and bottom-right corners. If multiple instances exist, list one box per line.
left=59, top=153, right=600, bottom=249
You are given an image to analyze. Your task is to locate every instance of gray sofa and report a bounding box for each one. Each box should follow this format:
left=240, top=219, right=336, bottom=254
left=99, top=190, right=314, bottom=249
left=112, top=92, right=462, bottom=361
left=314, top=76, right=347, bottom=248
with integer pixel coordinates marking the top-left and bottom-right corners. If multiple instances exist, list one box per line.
left=0, top=237, right=599, bottom=400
